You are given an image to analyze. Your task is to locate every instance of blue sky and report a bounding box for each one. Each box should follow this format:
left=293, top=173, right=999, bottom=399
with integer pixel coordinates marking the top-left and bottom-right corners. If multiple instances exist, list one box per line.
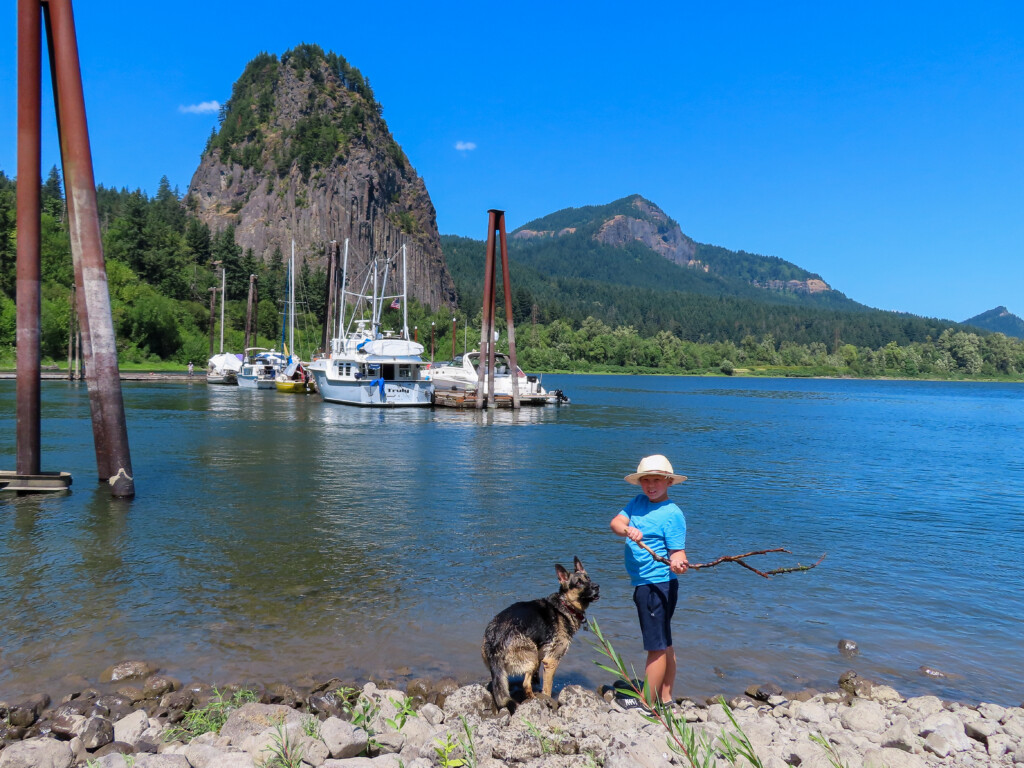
left=2, top=1, right=1022, bottom=322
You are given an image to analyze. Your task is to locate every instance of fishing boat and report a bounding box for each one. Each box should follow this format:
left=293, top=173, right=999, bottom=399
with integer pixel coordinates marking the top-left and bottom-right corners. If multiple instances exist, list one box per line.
left=206, top=352, right=241, bottom=385
left=428, top=350, right=569, bottom=406
left=238, top=347, right=287, bottom=389
left=308, top=241, right=432, bottom=407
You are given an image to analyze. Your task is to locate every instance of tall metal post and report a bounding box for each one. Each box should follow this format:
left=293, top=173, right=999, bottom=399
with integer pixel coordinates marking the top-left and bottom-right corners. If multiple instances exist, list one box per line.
left=16, top=0, right=42, bottom=476
left=452, top=316, right=456, bottom=360
left=475, top=211, right=498, bottom=409
left=244, top=274, right=257, bottom=352
left=497, top=214, right=520, bottom=408
left=48, top=0, right=133, bottom=495
left=219, top=264, right=226, bottom=354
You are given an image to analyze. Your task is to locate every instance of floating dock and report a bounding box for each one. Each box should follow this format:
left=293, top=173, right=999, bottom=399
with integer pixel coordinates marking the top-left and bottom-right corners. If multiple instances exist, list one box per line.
left=0, top=470, right=73, bottom=492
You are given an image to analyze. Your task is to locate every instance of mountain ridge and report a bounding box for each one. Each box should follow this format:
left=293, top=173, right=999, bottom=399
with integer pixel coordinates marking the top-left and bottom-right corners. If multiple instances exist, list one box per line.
left=964, top=306, right=1024, bottom=339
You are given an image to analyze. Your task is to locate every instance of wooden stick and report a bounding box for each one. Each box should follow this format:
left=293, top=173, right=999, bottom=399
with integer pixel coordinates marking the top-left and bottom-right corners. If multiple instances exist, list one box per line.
left=632, top=541, right=825, bottom=579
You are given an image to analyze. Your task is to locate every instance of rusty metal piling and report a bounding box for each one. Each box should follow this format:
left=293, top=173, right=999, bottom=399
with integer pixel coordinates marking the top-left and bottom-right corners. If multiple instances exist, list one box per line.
left=12, top=0, right=133, bottom=496
left=475, top=210, right=520, bottom=409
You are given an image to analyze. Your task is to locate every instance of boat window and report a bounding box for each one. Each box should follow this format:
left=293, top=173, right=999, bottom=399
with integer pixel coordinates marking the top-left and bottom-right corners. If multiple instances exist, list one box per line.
left=398, top=365, right=411, bottom=380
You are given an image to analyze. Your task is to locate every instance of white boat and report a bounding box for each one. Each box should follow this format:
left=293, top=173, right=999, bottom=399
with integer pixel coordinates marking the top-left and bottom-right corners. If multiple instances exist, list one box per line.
left=308, top=241, right=432, bottom=407
left=428, top=351, right=569, bottom=406
left=206, top=353, right=241, bottom=385
left=238, top=347, right=287, bottom=389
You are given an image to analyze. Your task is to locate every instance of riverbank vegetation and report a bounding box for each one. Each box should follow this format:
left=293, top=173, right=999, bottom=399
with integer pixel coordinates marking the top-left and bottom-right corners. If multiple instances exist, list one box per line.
left=1, top=170, right=1022, bottom=381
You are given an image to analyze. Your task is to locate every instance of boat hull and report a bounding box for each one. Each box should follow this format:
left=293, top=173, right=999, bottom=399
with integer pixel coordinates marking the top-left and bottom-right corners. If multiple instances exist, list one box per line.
left=206, top=372, right=238, bottom=385
left=238, top=375, right=277, bottom=389
left=275, top=380, right=312, bottom=394
left=310, top=368, right=432, bottom=407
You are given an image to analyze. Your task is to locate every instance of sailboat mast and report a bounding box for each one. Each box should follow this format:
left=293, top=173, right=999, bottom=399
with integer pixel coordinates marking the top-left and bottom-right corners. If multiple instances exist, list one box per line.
left=289, top=240, right=295, bottom=360
left=338, top=238, right=349, bottom=340
left=219, top=264, right=225, bottom=354
left=402, top=243, right=409, bottom=340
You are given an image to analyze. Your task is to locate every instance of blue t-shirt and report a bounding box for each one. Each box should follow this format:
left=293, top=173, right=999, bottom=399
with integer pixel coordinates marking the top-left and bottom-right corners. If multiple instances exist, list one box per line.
left=618, top=494, right=687, bottom=587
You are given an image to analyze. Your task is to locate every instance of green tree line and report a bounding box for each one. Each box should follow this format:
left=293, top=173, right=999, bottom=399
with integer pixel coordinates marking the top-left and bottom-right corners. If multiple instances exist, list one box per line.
left=1, top=169, right=1022, bottom=381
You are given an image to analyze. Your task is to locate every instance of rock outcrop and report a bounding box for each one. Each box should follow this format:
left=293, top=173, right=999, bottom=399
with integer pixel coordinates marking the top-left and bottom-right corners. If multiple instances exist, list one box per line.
left=186, top=45, right=456, bottom=311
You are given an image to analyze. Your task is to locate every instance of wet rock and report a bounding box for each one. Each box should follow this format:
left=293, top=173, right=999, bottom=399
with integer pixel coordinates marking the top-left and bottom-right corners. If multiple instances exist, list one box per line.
left=838, top=638, right=860, bottom=657
left=6, top=693, right=50, bottom=728
left=918, top=665, right=948, bottom=679
left=102, top=660, right=155, bottom=683
left=307, top=691, right=342, bottom=718
left=838, top=669, right=875, bottom=698
left=405, top=677, right=432, bottom=701
left=92, top=740, right=134, bottom=757
left=265, top=682, right=302, bottom=707
left=94, top=695, right=134, bottom=722
left=115, top=685, right=146, bottom=703
left=78, top=716, right=114, bottom=750
left=48, top=709, right=85, bottom=740
left=143, top=674, right=179, bottom=699
left=745, top=682, right=783, bottom=702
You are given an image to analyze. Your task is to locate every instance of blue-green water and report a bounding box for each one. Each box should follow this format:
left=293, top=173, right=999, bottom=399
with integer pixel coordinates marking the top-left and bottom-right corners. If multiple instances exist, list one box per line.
left=1, top=376, right=1022, bottom=705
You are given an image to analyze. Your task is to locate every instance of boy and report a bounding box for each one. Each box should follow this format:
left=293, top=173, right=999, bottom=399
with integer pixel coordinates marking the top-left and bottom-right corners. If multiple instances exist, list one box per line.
left=610, top=454, right=689, bottom=709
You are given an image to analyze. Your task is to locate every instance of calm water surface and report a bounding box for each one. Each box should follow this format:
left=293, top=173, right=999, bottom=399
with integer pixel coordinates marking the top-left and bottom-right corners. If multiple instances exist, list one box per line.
left=0, top=375, right=1021, bottom=705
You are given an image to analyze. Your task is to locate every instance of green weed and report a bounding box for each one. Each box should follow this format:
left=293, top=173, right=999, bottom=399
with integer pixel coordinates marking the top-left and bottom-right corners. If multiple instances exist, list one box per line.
left=163, top=687, right=258, bottom=741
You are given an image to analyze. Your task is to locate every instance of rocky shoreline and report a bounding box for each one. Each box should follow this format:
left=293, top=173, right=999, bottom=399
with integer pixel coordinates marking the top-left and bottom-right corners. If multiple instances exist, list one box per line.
left=0, top=662, right=1022, bottom=768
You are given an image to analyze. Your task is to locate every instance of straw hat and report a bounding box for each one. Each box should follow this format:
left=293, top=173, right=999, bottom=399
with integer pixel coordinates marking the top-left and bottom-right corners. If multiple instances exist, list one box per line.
left=624, top=454, right=687, bottom=485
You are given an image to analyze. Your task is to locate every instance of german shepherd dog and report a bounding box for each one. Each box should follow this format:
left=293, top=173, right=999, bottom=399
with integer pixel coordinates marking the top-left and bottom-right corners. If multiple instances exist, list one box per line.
left=482, top=557, right=600, bottom=712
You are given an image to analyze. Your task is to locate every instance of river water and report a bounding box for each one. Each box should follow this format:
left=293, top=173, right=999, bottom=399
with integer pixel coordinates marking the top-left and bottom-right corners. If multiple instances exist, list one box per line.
left=1, top=375, right=1021, bottom=706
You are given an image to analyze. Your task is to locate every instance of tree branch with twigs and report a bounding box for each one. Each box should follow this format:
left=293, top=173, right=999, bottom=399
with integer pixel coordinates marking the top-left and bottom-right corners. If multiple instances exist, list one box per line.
left=633, top=541, right=826, bottom=579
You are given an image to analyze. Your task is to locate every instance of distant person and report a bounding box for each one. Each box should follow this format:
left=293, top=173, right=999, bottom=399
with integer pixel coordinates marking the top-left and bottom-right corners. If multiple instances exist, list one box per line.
left=609, top=454, right=689, bottom=711
left=188, top=361, right=194, bottom=377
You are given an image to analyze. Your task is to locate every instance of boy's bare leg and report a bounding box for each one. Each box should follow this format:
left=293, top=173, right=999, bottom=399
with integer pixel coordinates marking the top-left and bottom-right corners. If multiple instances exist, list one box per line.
left=645, top=647, right=676, bottom=706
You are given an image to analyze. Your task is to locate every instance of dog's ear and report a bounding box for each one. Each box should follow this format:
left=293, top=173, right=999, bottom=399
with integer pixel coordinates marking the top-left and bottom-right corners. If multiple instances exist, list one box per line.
left=573, top=556, right=585, bottom=573
left=555, top=564, right=570, bottom=585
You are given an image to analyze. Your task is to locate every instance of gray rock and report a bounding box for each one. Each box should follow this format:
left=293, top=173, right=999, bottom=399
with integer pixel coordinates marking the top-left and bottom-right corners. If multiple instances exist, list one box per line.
left=924, top=731, right=952, bottom=757
left=881, top=717, right=919, bottom=753
left=219, top=702, right=304, bottom=745
left=979, top=702, right=1007, bottom=721
left=904, top=695, right=945, bottom=717
left=965, top=718, right=999, bottom=743
left=418, top=702, right=445, bottom=726
left=862, top=747, right=927, bottom=768
left=1003, top=713, right=1024, bottom=740
left=988, top=732, right=1015, bottom=757
left=129, top=757, right=192, bottom=768
left=0, top=737, right=74, bottom=768
left=320, top=716, right=369, bottom=759
left=49, top=711, right=85, bottom=739
left=114, top=708, right=150, bottom=744
left=182, top=742, right=228, bottom=768
left=840, top=700, right=885, bottom=732
left=919, top=710, right=972, bottom=751
left=442, top=684, right=493, bottom=718
left=603, top=730, right=675, bottom=768
left=791, top=700, right=830, bottom=725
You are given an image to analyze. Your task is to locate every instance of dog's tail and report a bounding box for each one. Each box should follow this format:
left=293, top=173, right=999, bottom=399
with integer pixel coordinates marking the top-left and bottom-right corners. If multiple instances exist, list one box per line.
left=485, top=650, right=513, bottom=712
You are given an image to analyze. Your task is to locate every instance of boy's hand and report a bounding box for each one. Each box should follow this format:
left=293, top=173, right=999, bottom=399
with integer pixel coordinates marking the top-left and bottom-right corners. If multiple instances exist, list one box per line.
left=669, top=552, right=689, bottom=574
left=625, top=526, right=643, bottom=542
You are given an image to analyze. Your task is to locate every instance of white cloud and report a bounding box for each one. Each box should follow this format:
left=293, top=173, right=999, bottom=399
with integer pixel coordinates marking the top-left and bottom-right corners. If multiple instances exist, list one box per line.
left=455, top=141, right=477, bottom=152
left=178, top=101, right=221, bottom=115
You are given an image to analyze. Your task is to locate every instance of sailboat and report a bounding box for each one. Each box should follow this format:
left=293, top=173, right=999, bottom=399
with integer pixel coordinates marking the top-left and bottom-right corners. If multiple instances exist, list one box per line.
left=307, top=239, right=432, bottom=407
left=206, top=265, right=240, bottom=385
left=276, top=240, right=313, bottom=394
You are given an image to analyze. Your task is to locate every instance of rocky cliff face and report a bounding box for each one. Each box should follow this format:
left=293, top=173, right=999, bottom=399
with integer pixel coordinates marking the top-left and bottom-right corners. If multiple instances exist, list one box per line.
left=186, top=46, right=456, bottom=310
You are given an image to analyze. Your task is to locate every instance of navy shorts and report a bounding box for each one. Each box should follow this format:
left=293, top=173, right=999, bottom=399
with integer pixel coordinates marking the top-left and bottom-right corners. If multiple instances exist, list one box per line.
left=633, top=579, right=678, bottom=651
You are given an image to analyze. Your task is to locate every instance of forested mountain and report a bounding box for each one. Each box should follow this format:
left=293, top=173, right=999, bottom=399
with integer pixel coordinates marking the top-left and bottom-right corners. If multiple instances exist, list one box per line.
left=441, top=196, right=966, bottom=349
left=964, top=307, right=1024, bottom=339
